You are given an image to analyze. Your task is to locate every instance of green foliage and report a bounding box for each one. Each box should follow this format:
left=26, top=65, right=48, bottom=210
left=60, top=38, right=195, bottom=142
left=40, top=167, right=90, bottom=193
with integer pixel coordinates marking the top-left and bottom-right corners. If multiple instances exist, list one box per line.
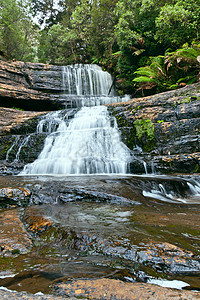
left=12, top=107, right=24, bottom=111
left=133, top=42, right=200, bottom=93
left=0, top=0, right=36, bottom=60
left=0, top=0, right=199, bottom=96
left=156, top=0, right=200, bottom=48
left=134, top=119, right=155, bottom=141
left=133, top=55, right=171, bottom=92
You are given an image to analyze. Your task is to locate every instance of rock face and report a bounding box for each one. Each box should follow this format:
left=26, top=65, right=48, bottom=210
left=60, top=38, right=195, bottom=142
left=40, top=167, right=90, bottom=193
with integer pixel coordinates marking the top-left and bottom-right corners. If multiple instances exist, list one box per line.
left=0, top=107, right=48, bottom=174
left=0, top=60, right=68, bottom=111
left=109, top=82, right=200, bottom=173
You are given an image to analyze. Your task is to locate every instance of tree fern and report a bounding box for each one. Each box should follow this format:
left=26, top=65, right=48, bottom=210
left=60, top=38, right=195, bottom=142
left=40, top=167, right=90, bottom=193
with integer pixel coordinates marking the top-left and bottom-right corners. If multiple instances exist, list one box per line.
left=133, top=42, right=200, bottom=94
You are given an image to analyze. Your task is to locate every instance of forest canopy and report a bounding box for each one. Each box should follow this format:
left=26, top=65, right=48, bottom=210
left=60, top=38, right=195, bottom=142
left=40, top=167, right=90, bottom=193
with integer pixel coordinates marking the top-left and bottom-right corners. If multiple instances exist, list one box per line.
left=0, top=0, right=199, bottom=95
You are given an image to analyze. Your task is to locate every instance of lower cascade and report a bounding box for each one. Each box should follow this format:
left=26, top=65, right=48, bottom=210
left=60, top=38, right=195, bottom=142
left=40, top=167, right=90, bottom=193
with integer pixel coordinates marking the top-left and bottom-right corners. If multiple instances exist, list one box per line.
left=21, top=106, right=131, bottom=175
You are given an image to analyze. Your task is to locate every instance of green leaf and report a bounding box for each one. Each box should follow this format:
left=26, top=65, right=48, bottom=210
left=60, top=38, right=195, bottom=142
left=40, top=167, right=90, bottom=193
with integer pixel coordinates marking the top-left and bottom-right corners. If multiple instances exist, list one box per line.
left=133, top=76, right=155, bottom=83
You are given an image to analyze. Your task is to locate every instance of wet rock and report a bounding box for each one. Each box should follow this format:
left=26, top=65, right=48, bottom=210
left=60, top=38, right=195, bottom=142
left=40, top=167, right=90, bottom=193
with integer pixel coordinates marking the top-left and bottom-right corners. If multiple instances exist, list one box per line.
left=153, top=153, right=200, bottom=174
left=0, top=187, right=31, bottom=207
left=58, top=188, right=140, bottom=205
left=137, top=242, right=200, bottom=274
left=24, top=204, right=200, bottom=277
left=26, top=183, right=140, bottom=206
left=0, top=289, right=77, bottom=300
left=23, top=207, right=53, bottom=235
left=109, top=82, right=200, bottom=174
left=0, top=60, right=69, bottom=111
left=52, top=278, right=200, bottom=299
left=0, top=209, right=32, bottom=256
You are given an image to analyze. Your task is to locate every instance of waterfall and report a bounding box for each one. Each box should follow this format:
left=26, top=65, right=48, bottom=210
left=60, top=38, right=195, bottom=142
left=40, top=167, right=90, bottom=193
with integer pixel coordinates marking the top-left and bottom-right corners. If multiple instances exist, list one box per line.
left=61, top=64, right=130, bottom=107
left=21, top=106, right=131, bottom=175
left=62, top=64, right=114, bottom=96
left=20, top=64, right=132, bottom=176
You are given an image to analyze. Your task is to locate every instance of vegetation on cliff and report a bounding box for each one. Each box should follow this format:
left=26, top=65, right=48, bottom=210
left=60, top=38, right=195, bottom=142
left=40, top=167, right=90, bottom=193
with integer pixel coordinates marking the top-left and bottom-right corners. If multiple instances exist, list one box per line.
left=0, top=0, right=199, bottom=95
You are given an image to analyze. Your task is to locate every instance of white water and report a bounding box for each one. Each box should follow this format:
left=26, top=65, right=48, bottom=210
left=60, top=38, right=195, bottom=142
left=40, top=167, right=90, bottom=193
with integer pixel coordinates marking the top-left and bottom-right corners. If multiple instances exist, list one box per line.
left=21, top=106, right=131, bottom=175
left=62, top=64, right=114, bottom=96
left=20, top=64, right=132, bottom=176
left=61, top=64, right=130, bottom=107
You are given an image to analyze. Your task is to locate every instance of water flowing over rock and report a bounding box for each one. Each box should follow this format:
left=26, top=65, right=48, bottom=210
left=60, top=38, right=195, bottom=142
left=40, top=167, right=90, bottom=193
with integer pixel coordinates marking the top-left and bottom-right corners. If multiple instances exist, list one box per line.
left=60, top=64, right=129, bottom=107
left=1, top=58, right=200, bottom=174
left=21, top=106, right=131, bottom=175
left=0, top=60, right=129, bottom=110
left=62, top=64, right=114, bottom=96
left=19, top=64, right=132, bottom=175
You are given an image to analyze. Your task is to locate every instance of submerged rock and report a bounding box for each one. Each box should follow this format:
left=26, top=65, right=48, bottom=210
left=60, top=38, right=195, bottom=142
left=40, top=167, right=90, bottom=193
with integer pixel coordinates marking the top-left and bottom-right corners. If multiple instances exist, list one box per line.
left=23, top=207, right=53, bottom=235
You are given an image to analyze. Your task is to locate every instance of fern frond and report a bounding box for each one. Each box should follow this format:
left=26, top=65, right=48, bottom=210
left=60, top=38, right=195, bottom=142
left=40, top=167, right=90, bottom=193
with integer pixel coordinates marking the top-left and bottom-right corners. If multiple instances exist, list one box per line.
left=134, top=68, right=155, bottom=77
left=133, top=76, right=155, bottom=83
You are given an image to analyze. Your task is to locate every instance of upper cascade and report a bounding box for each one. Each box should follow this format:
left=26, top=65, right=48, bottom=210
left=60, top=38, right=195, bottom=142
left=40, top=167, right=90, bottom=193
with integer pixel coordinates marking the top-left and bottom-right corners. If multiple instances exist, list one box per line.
left=61, top=64, right=130, bottom=107
left=62, top=64, right=115, bottom=96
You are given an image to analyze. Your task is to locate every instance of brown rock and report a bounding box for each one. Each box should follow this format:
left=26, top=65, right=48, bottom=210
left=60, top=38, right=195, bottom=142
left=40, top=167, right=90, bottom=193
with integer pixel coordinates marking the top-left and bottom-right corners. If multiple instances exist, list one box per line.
left=53, top=278, right=200, bottom=299
left=0, top=209, right=32, bottom=256
left=0, top=107, right=45, bottom=135
left=23, top=207, right=53, bottom=234
left=0, top=289, right=78, bottom=300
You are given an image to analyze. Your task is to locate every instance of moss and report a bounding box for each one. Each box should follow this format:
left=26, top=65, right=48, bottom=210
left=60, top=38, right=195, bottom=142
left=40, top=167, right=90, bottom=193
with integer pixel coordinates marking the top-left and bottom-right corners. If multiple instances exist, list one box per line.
left=143, top=139, right=156, bottom=152
left=11, top=249, right=20, bottom=255
left=0, top=136, right=15, bottom=160
left=110, top=107, right=157, bottom=153
left=194, top=163, right=199, bottom=173
left=133, top=119, right=155, bottom=141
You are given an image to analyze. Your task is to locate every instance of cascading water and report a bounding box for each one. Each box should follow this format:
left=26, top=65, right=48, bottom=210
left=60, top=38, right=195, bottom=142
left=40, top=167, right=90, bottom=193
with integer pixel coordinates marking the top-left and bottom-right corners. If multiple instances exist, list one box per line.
left=62, top=64, right=114, bottom=96
left=61, top=64, right=130, bottom=107
left=21, top=106, right=131, bottom=175
left=20, top=65, right=132, bottom=175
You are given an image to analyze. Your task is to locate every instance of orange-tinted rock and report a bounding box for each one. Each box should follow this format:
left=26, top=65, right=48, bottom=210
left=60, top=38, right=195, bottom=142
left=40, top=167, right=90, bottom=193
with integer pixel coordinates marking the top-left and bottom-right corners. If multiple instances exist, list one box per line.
left=0, top=209, right=32, bottom=256
left=23, top=207, right=53, bottom=234
left=0, top=186, right=31, bottom=207
left=53, top=278, right=200, bottom=299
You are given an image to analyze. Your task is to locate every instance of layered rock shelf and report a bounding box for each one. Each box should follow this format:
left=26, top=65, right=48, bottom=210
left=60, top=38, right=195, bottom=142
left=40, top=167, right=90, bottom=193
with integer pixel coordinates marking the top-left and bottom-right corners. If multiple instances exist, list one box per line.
left=108, top=82, right=200, bottom=173
left=0, top=60, right=69, bottom=111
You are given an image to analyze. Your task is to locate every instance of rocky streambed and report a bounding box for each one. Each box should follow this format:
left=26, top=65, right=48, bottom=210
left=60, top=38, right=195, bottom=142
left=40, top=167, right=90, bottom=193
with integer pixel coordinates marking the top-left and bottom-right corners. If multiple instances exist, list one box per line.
left=0, top=175, right=200, bottom=299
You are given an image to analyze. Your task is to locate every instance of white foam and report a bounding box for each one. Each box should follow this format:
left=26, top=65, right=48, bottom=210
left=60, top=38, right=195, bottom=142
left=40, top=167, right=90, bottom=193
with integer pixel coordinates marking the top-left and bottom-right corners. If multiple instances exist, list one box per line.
left=148, top=279, right=190, bottom=289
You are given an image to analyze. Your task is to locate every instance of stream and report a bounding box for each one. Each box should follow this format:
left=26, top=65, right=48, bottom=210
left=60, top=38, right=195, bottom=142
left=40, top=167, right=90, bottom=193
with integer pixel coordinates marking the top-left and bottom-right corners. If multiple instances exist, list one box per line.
left=0, top=174, right=200, bottom=294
